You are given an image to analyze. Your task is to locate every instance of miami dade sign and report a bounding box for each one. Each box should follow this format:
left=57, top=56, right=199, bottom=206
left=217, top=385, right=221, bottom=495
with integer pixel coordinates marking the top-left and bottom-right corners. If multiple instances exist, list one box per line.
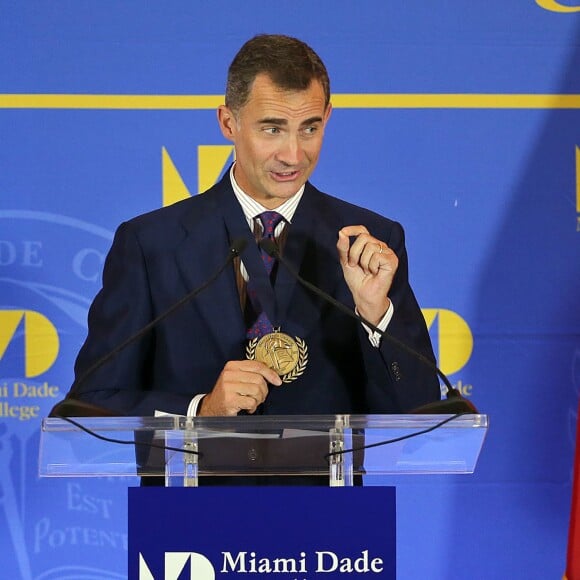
left=130, top=487, right=396, bottom=579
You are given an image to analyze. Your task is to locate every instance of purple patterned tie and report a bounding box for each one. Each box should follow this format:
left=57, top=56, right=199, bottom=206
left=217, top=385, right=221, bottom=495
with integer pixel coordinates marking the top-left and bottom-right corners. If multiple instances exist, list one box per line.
left=246, top=211, right=284, bottom=339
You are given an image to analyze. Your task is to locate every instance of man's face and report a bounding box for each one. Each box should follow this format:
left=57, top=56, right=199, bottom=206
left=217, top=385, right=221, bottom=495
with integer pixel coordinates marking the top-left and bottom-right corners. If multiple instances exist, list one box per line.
left=218, top=73, right=332, bottom=209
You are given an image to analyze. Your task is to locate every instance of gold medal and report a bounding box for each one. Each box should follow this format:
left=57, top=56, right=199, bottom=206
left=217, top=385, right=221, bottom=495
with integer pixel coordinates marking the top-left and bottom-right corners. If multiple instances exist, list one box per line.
left=256, top=332, right=299, bottom=375
left=246, top=330, right=308, bottom=383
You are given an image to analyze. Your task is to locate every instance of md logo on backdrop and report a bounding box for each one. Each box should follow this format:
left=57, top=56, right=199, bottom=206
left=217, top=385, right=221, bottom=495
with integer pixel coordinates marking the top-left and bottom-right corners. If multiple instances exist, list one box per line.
left=423, top=308, right=474, bottom=397
left=0, top=310, right=59, bottom=378
left=162, top=145, right=233, bottom=205
left=0, top=310, right=61, bottom=420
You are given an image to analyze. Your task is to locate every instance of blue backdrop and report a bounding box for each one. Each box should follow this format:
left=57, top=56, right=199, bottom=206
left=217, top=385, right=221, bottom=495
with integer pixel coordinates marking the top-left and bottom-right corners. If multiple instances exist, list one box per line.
left=1, top=1, right=579, bottom=578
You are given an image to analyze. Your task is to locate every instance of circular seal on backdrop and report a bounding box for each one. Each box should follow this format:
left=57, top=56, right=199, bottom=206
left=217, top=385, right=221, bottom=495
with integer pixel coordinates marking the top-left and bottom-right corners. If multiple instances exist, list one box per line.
left=0, top=210, right=114, bottom=427
left=0, top=209, right=120, bottom=580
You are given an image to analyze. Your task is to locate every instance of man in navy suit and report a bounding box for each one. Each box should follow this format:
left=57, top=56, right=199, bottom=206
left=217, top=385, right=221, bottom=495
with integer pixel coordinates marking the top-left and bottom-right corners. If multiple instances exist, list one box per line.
left=66, top=34, right=440, bottom=418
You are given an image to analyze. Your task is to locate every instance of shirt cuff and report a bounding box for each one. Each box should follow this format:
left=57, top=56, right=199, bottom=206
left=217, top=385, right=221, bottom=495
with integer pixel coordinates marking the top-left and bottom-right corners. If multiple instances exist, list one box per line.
left=358, top=300, right=394, bottom=348
left=187, top=394, right=206, bottom=417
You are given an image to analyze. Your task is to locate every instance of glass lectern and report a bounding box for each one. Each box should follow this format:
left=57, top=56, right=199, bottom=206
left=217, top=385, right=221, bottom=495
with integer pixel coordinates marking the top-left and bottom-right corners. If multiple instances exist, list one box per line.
left=40, top=414, right=488, bottom=486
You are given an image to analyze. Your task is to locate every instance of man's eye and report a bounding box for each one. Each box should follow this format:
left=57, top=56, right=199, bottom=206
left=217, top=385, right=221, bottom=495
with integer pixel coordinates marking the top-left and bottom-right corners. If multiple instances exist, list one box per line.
left=264, top=127, right=280, bottom=134
left=303, top=126, right=318, bottom=135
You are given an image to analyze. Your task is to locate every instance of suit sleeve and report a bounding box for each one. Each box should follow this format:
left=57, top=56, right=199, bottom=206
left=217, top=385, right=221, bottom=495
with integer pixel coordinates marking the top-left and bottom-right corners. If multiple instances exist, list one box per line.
left=360, top=221, right=441, bottom=412
left=65, top=221, right=193, bottom=416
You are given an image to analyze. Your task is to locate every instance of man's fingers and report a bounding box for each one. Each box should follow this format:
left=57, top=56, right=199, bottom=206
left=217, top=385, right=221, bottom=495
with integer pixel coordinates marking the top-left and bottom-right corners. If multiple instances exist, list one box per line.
left=338, top=227, right=392, bottom=272
left=360, top=240, right=391, bottom=273
left=338, top=226, right=370, bottom=266
left=368, top=245, right=397, bottom=276
left=235, top=382, right=268, bottom=406
left=340, top=225, right=369, bottom=237
left=234, top=391, right=261, bottom=414
left=202, top=359, right=285, bottom=416
left=336, top=230, right=350, bottom=265
left=225, top=360, right=282, bottom=386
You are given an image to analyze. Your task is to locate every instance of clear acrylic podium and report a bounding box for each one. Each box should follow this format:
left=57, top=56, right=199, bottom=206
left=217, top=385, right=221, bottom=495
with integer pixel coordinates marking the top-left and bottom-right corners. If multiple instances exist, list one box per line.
left=39, top=414, right=488, bottom=486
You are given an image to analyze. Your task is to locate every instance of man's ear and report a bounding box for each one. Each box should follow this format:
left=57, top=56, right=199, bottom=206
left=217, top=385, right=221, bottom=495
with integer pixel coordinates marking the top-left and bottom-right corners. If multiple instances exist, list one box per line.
left=323, top=102, right=333, bottom=126
left=217, top=105, right=236, bottom=141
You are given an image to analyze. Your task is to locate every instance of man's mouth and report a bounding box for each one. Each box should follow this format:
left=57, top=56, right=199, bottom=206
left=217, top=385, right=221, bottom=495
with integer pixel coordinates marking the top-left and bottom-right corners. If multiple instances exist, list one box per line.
left=270, top=169, right=300, bottom=181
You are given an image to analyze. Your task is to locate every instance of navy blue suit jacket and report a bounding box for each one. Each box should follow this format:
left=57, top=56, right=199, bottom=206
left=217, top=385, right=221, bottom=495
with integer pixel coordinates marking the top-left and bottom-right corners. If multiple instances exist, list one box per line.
left=69, top=173, right=440, bottom=415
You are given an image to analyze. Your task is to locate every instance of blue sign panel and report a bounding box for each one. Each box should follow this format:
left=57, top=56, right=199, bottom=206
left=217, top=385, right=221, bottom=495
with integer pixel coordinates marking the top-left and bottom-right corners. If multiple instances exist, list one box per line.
left=129, top=487, right=396, bottom=579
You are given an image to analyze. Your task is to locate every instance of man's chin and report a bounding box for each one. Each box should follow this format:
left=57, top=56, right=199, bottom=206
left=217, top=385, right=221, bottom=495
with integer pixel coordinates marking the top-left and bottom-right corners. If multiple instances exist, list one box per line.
left=268, top=184, right=304, bottom=201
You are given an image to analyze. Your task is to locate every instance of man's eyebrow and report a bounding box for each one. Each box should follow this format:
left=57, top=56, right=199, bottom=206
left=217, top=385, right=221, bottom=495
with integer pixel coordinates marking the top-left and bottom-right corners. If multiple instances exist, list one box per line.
left=258, top=117, right=288, bottom=125
left=301, top=116, right=323, bottom=126
left=257, top=116, right=324, bottom=126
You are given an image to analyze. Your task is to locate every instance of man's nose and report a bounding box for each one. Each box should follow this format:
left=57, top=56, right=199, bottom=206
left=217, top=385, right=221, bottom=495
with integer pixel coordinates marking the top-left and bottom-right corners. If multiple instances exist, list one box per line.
left=276, top=135, right=303, bottom=165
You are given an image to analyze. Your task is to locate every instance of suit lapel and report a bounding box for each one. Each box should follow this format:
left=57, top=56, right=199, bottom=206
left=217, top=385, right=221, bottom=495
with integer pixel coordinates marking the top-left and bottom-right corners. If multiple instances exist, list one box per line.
left=174, top=177, right=250, bottom=360
left=275, top=184, right=344, bottom=338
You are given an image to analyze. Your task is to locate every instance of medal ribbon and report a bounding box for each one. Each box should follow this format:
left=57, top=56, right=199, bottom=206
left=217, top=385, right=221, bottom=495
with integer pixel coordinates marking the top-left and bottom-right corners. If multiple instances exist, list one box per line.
left=246, top=211, right=284, bottom=339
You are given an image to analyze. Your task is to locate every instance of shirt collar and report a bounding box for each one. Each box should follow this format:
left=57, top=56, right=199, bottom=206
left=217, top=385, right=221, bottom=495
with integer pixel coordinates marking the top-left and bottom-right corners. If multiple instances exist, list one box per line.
left=229, top=164, right=304, bottom=226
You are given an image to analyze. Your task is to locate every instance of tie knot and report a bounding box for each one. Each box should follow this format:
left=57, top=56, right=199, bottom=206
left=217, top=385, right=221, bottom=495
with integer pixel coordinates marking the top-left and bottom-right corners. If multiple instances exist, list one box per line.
left=258, top=211, right=284, bottom=238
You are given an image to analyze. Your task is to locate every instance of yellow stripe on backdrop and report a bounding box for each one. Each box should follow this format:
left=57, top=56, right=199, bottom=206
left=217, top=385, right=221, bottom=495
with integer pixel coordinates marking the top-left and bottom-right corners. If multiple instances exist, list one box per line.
left=1, top=93, right=580, bottom=109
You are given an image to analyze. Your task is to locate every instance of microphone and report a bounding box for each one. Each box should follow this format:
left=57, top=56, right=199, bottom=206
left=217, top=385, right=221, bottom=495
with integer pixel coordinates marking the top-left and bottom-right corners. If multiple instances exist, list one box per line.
left=259, top=237, right=478, bottom=414
left=51, top=238, right=248, bottom=418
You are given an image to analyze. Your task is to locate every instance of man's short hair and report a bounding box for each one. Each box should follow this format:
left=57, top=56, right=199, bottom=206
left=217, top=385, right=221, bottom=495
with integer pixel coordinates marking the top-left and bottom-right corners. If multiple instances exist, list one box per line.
left=225, top=34, right=330, bottom=113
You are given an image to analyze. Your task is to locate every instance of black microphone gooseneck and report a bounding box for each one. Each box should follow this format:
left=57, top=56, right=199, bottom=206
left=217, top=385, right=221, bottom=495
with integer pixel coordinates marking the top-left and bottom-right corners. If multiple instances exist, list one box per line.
left=51, top=238, right=247, bottom=417
left=259, top=237, right=477, bottom=414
